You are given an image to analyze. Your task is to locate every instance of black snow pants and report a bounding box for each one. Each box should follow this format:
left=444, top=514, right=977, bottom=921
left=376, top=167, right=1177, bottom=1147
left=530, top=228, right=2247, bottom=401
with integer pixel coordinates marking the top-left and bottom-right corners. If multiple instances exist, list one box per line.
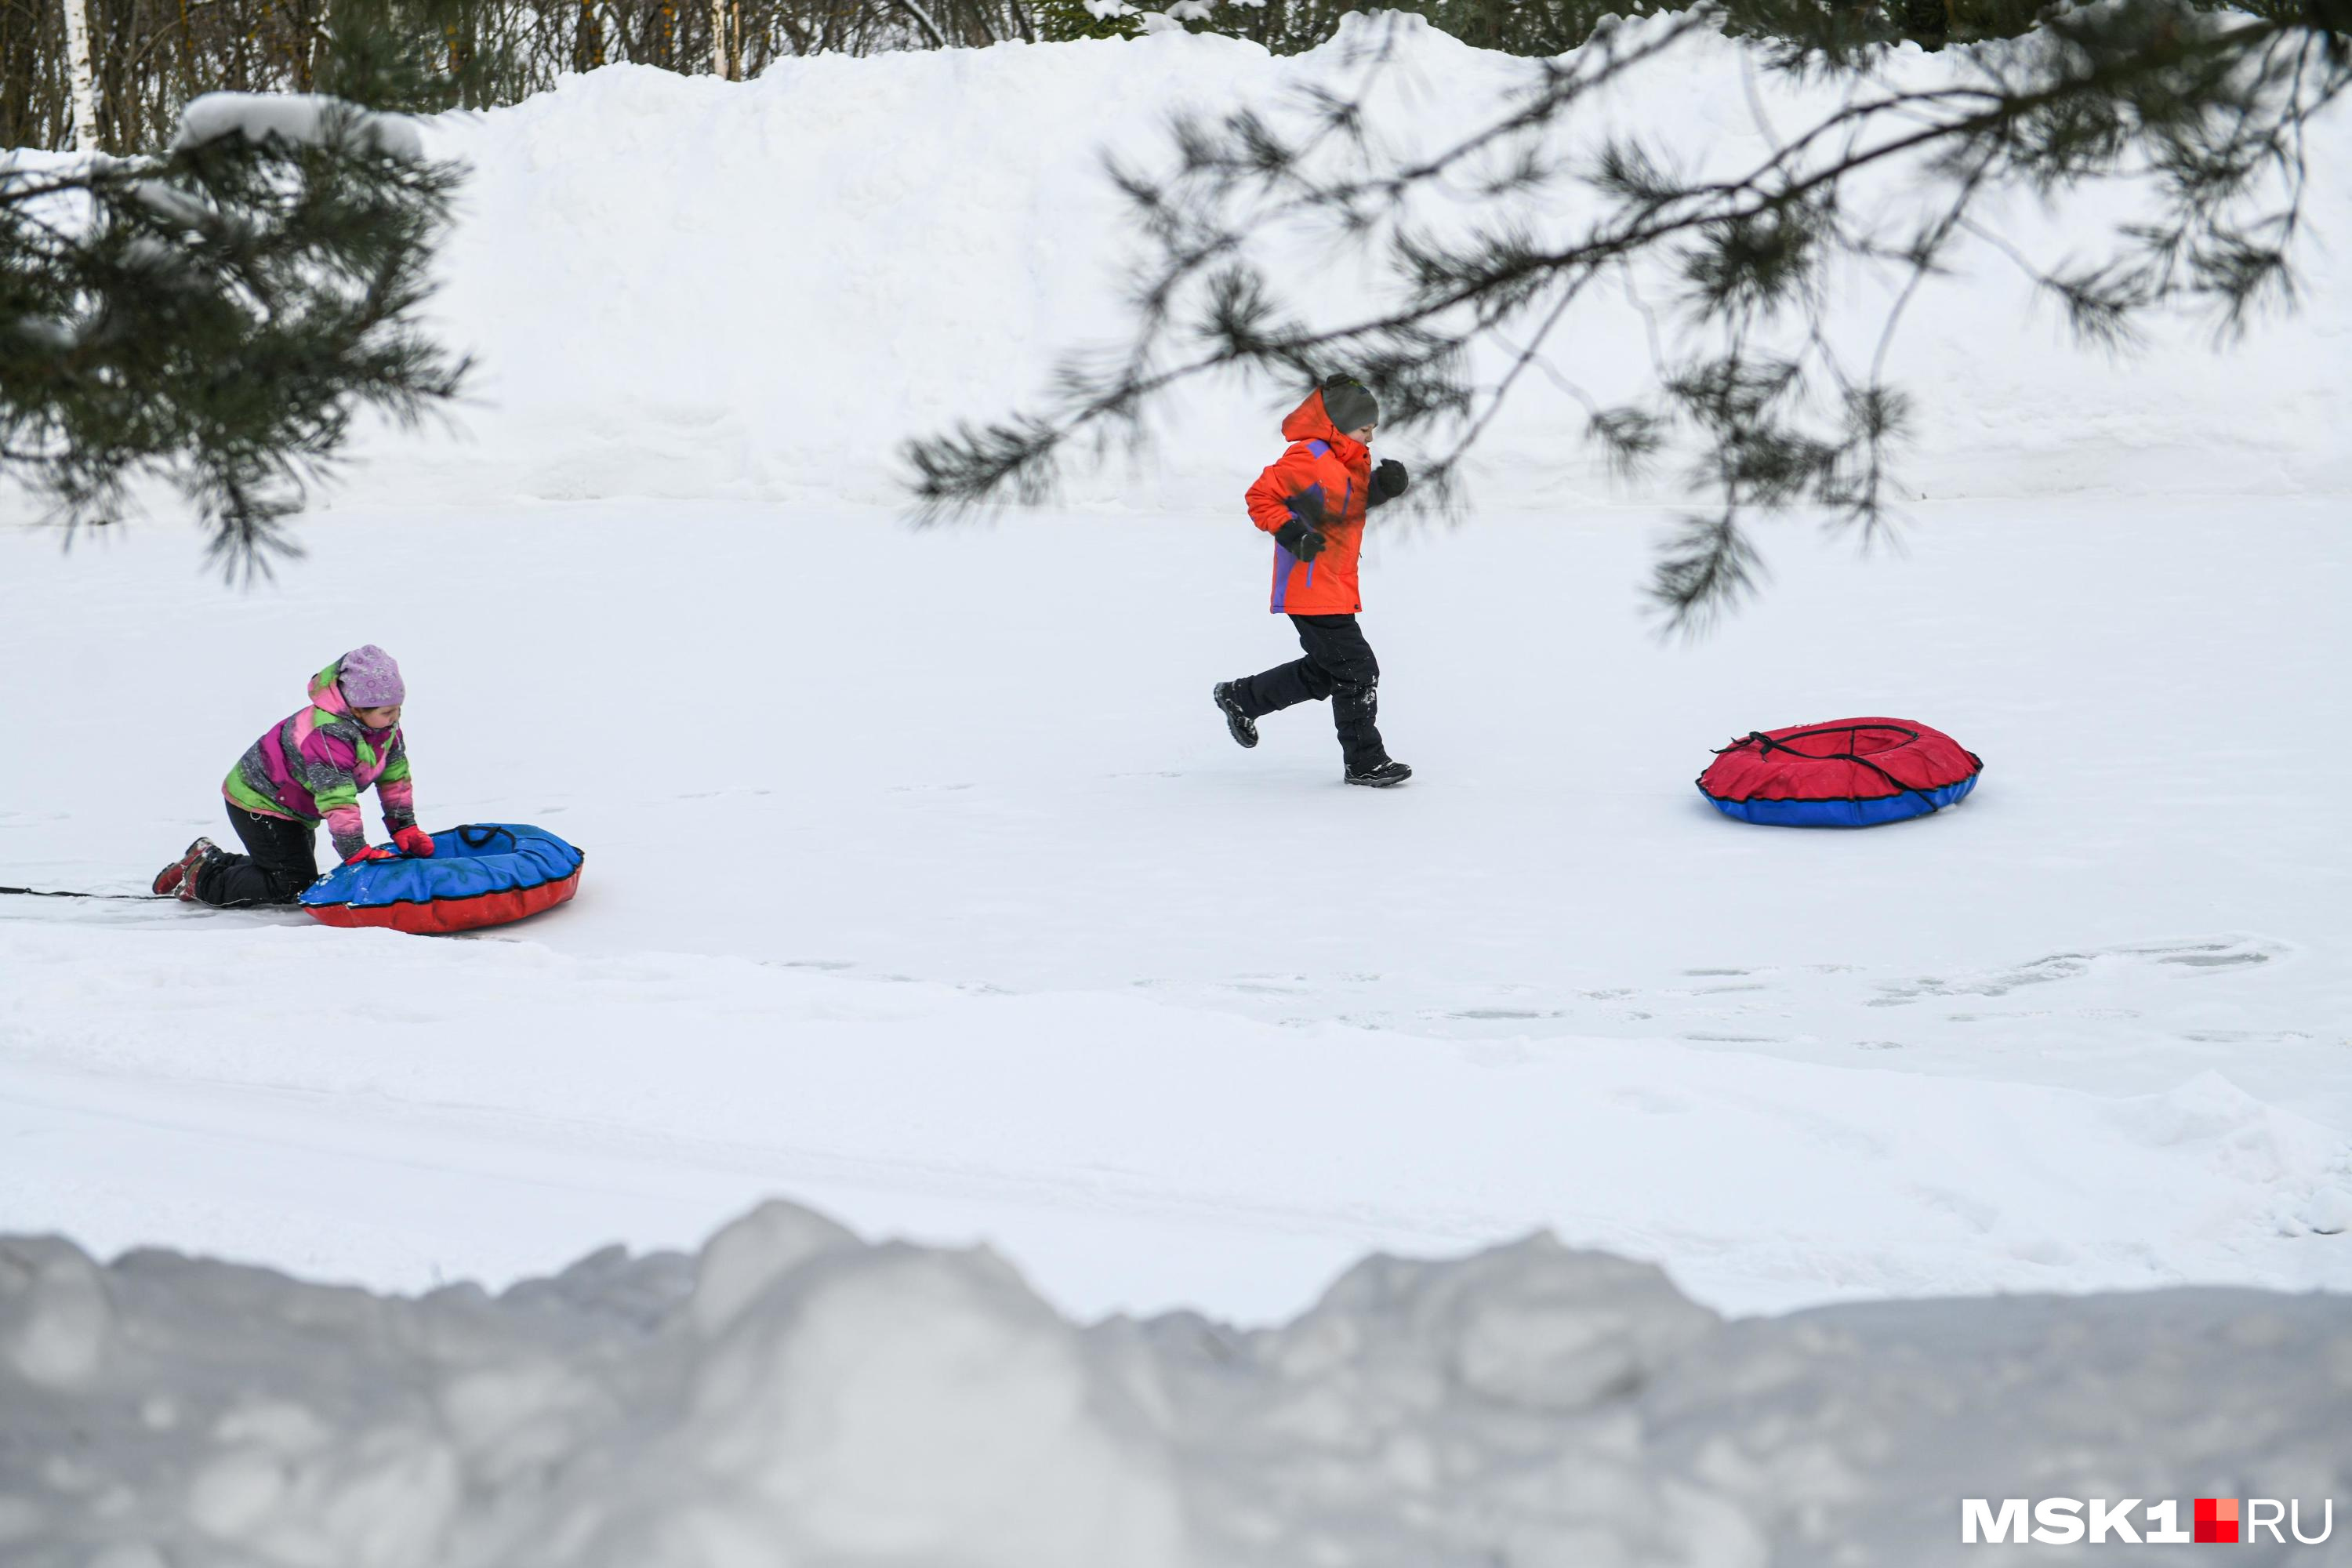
left=1229, top=613, right=1388, bottom=771
left=191, top=803, right=322, bottom=906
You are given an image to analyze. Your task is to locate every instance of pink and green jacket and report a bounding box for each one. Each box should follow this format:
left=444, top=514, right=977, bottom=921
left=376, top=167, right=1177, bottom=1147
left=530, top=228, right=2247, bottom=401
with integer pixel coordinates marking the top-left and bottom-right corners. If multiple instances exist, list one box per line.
left=223, top=658, right=418, bottom=861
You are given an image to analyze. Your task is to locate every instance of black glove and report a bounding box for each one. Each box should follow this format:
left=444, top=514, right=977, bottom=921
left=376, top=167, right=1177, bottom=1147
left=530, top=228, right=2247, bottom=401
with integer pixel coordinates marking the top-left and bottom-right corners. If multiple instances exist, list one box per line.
left=1274, top=517, right=1327, bottom=561
left=1276, top=487, right=1331, bottom=559
left=1369, top=459, right=1410, bottom=506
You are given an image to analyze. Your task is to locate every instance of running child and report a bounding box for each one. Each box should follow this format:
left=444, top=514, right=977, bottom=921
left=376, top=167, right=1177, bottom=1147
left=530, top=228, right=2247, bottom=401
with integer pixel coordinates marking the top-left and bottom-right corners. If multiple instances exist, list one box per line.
left=1212, top=375, right=1413, bottom=786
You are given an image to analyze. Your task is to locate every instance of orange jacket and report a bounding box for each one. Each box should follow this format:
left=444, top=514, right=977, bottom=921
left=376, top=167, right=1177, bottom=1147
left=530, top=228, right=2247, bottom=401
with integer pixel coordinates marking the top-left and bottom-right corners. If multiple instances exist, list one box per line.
left=1246, top=388, right=1374, bottom=615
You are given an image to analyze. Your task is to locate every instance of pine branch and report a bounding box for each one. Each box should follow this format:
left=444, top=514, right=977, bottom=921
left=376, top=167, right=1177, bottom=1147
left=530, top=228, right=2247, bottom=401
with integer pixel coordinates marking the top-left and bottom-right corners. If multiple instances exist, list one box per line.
left=0, top=72, right=469, bottom=577
left=906, top=1, right=2349, bottom=631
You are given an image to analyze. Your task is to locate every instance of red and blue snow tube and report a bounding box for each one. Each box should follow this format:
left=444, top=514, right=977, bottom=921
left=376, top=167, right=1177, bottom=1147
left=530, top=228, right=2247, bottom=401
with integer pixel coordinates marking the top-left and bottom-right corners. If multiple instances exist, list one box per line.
left=299, top=822, right=584, bottom=934
left=1697, top=718, right=1983, bottom=827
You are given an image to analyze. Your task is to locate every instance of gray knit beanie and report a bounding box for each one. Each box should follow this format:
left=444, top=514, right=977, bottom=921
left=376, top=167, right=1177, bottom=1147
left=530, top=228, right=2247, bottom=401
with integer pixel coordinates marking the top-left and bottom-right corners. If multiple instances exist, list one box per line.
left=1319, top=375, right=1380, bottom=434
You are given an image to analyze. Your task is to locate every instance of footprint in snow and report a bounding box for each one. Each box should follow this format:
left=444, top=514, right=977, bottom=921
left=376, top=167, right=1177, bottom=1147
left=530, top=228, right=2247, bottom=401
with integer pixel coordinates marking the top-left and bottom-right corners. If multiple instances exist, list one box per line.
left=1872, top=935, right=2288, bottom=1005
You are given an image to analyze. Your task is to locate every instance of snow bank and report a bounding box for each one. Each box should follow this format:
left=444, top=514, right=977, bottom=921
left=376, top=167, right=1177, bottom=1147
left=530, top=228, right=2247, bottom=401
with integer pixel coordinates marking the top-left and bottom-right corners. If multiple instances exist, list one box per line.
left=2, top=1203, right=2346, bottom=1568
left=172, top=93, right=426, bottom=160
left=349, top=15, right=2352, bottom=514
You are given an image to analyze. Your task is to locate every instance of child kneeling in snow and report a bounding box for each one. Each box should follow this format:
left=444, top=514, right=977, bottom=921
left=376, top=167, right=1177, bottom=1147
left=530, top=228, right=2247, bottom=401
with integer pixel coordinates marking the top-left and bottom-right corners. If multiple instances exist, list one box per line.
left=152, top=645, right=434, bottom=906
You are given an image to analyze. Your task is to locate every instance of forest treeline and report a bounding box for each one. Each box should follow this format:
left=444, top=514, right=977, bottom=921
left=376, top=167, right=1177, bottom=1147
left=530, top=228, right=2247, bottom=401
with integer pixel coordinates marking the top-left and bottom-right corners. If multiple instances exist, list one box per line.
left=6, top=0, right=2057, bottom=153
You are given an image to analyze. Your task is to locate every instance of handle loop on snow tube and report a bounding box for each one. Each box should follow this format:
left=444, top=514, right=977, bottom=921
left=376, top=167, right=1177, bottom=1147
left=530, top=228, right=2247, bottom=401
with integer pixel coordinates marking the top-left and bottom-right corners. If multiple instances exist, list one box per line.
left=457, top=823, right=518, bottom=850
left=1711, top=725, right=1944, bottom=811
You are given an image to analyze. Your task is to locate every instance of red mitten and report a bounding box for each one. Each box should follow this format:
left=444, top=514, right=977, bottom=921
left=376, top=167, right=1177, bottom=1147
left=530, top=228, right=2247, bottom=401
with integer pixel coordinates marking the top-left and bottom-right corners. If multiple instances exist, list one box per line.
left=394, top=826, right=436, bottom=858
left=343, top=844, right=399, bottom=866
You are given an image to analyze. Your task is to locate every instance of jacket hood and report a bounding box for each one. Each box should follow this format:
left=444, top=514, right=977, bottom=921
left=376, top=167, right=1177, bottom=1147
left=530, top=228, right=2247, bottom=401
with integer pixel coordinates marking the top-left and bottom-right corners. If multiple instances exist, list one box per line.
left=309, top=660, right=354, bottom=718
left=1279, top=390, right=1370, bottom=467
left=1280, top=388, right=1344, bottom=445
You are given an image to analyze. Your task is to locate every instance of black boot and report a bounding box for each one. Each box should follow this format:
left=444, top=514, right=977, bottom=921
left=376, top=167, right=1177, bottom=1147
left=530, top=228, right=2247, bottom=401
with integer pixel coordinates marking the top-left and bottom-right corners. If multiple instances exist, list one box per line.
left=152, top=837, right=221, bottom=898
left=1212, top=682, right=1259, bottom=749
left=1345, top=760, right=1413, bottom=788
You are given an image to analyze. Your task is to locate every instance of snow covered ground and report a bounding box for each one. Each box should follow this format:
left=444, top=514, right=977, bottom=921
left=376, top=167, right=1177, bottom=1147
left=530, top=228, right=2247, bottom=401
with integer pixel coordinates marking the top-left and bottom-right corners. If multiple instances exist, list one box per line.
left=5, top=497, right=2349, bottom=1328
left=4, top=12, right=2351, bottom=1562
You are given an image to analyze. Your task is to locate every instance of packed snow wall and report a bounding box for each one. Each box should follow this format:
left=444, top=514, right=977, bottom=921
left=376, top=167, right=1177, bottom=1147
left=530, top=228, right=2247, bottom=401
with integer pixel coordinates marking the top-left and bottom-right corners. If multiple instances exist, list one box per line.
left=5, top=1201, right=2348, bottom=1568
left=354, top=13, right=2352, bottom=517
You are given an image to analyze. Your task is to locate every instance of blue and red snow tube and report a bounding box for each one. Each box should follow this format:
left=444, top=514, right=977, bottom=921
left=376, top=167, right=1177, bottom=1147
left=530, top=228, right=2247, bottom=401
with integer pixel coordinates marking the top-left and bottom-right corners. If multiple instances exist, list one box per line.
left=1697, top=718, right=1983, bottom=827
left=299, top=822, right=584, bottom=935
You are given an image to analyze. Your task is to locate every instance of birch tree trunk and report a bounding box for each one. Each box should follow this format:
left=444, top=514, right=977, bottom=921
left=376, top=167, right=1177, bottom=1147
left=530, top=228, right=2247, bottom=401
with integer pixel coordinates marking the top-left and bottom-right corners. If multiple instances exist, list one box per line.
left=60, top=0, right=100, bottom=152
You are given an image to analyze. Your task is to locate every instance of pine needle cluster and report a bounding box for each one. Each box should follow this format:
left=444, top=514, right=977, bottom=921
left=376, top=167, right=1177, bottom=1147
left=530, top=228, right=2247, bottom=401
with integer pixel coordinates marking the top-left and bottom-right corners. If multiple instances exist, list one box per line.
left=0, top=49, right=468, bottom=575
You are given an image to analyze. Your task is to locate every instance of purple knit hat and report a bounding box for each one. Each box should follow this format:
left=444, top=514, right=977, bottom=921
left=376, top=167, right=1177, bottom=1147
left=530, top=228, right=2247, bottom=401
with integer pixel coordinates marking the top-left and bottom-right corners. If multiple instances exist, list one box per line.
left=336, top=644, right=405, bottom=709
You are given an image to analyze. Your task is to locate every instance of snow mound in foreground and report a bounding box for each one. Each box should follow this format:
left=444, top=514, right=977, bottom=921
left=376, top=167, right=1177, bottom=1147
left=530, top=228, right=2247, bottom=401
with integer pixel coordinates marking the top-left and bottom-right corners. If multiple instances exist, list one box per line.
left=6, top=1201, right=2347, bottom=1567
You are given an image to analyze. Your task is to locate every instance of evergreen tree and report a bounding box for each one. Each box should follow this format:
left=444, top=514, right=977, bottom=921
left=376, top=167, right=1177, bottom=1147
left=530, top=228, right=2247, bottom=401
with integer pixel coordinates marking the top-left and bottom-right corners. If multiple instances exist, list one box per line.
left=906, top=0, right=2350, bottom=630
left=1036, top=0, right=1145, bottom=41
left=0, top=41, right=467, bottom=575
